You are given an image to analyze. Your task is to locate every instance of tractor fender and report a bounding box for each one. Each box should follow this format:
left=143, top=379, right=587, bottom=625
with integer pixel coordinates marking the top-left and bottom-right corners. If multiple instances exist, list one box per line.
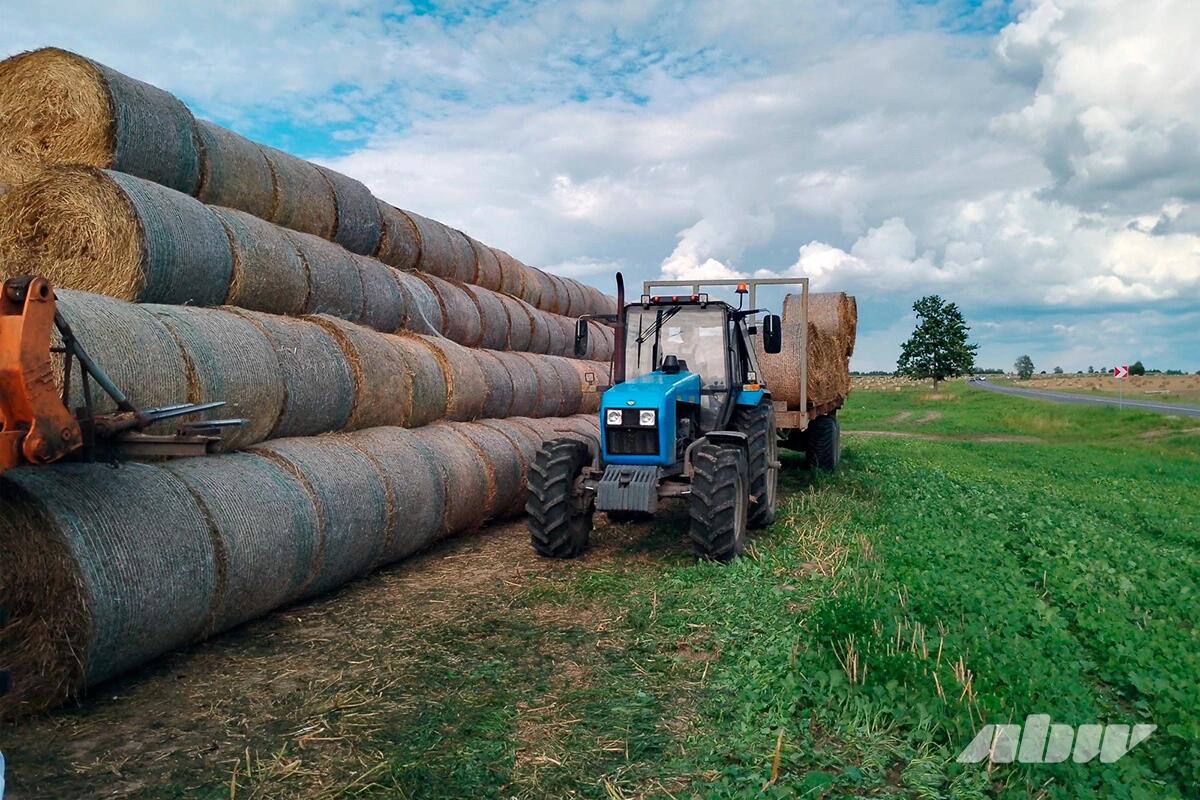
left=684, top=431, right=748, bottom=477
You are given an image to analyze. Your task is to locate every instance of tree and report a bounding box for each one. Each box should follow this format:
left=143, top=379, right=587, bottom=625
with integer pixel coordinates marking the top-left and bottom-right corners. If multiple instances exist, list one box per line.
left=1053, top=366, right=1064, bottom=374
left=1014, top=355, right=1034, bottom=379
left=896, top=296, right=978, bottom=388
left=1087, top=366, right=1095, bottom=374
left=1130, top=360, right=1146, bottom=376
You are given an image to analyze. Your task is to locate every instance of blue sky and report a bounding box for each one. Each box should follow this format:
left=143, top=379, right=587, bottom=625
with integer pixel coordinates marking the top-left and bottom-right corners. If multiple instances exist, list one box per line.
left=3, top=0, right=1197, bottom=372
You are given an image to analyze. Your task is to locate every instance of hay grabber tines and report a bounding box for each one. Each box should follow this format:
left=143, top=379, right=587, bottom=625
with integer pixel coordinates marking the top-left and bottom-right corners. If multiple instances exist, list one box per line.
left=0, top=275, right=242, bottom=474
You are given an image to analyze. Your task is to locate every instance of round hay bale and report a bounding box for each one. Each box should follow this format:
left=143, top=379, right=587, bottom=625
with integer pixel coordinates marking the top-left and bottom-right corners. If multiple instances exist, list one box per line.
left=248, top=437, right=389, bottom=599
left=407, top=335, right=487, bottom=421
left=53, top=290, right=190, bottom=420
left=568, top=358, right=607, bottom=414
left=543, top=274, right=571, bottom=316
left=755, top=292, right=857, bottom=411
left=547, top=355, right=584, bottom=416
left=235, top=311, right=353, bottom=439
left=585, top=320, right=615, bottom=361
left=287, top=229, right=366, bottom=322
left=492, top=351, right=540, bottom=418
left=344, top=428, right=446, bottom=562
left=497, top=293, right=533, bottom=353
left=0, top=48, right=201, bottom=194
left=317, top=166, right=382, bottom=256
left=354, top=256, right=407, bottom=333
left=521, top=268, right=552, bottom=312
left=394, top=270, right=444, bottom=335
left=212, top=207, right=309, bottom=315
left=148, top=305, right=286, bottom=449
left=421, top=275, right=482, bottom=348
left=472, top=350, right=516, bottom=419
left=309, top=315, right=412, bottom=430
left=543, top=313, right=573, bottom=358
left=464, top=283, right=511, bottom=351
left=467, top=236, right=503, bottom=290
left=262, top=146, right=336, bottom=240
left=391, top=334, right=448, bottom=427
left=374, top=201, right=421, bottom=271
left=525, top=304, right=553, bottom=355
left=448, top=422, right=525, bottom=521
left=405, top=210, right=476, bottom=283
left=493, top=248, right=527, bottom=299
left=514, top=352, right=566, bottom=418
left=409, top=424, right=490, bottom=534
left=551, top=415, right=603, bottom=452
left=0, top=462, right=216, bottom=715
left=0, top=166, right=232, bottom=306
left=165, top=453, right=318, bottom=631
left=195, top=121, right=275, bottom=220
left=474, top=418, right=540, bottom=517
left=561, top=278, right=587, bottom=317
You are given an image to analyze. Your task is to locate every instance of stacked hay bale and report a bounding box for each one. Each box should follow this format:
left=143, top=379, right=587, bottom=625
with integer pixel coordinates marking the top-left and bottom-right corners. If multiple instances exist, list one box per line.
left=0, top=415, right=601, bottom=719
left=755, top=292, right=858, bottom=413
left=0, top=47, right=615, bottom=317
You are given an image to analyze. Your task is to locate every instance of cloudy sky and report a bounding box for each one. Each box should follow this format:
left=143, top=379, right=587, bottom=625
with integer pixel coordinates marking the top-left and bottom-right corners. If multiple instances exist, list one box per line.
left=5, top=0, right=1198, bottom=371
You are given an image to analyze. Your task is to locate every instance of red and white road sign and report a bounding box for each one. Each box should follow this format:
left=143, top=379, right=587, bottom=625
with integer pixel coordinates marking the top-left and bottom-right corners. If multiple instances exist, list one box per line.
left=1113, top=365, right=1129, bottom=379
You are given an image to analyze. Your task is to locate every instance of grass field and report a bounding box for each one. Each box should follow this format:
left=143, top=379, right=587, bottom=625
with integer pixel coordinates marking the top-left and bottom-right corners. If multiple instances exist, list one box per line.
left=3, top=384, right=1197, bottom=798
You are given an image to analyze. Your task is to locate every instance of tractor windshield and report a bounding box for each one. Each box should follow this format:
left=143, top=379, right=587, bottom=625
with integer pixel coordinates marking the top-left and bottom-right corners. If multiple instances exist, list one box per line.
left=624, top=305, right=729, bottom=391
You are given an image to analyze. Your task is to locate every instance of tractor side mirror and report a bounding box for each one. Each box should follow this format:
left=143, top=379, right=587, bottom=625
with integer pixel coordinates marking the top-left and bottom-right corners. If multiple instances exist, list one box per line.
left=574, top=319, right=590, bottom=357
left=763, top=314, right=782, bottom=354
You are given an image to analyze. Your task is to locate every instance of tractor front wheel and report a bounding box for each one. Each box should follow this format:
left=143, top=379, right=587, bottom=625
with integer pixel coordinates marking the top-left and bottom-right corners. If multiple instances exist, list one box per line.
left=733, top=401, right=778, bottom=528
left=527, top=438, right=594, bottom=558
left=688, top=443, right=749, bottom=562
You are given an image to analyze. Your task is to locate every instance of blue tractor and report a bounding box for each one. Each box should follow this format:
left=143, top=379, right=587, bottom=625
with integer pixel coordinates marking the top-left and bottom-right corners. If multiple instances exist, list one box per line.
left=527, top=275, right=839, bottom=561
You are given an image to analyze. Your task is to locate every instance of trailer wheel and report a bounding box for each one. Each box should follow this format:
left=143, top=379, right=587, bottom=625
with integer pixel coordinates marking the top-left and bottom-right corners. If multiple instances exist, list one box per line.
left=806, top=413, right=841, bottom=472
left=527, top=438, right=594, bottom=558
left=688, top=443, right=749, bottom=562
left=733, top=401, right=778, bottom=528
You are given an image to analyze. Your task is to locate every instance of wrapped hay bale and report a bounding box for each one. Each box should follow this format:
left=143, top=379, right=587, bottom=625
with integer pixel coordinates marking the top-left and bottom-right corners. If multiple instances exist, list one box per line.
left=0, top=48, right=201, bottom=195
left=405, top=210, right=476, bottom=283
left=248, top=437, right=389, bottom=598
left=498, top=294, right=534, bottom=353
left=353, top=256, right=407, bottom=334
left=310, top=315, right=413, bottom=431
left=492, top=351, right=541, bottom=418
left=562, top=278, right=586, bottom=317
left=262, top=146, right=336, bottom=240
left=374, top=201, right=421, bottom=271
left=287, top=229, right=365, bottom=321
left=165, top=454, right=319, bottom=631
left=236, top=311, right=354, bottom=439
left=472, top=350, right=516, bottom=419
left=53, top=290, right=190, bottom=418
left=568, top=358, right=608, bottom=413
left=543, top=313, right=573, bottom=357
left=542, top=273, right=570, bottom=316
left=493, top=247, right=527, bottom=300
left=547, top=356, right=585, bottom=416
left=475, top=417, right=542, bottom=515
left=343, top=428, right=446, bottom=562
left=755, top=292, right=857, bottom=411
left=525, top=304, right=553, bottom=355
left=421, top=275, right=482, bottom=348
left=467, top=236, right=503, bottom=290
left=213, top=207, right=309, bottom=316
left=0, top=166, right=232, bottom=306
left=410, top=424, right=490, bottom=534
left=514, top=352, right=566, bottom=418
left=195, top=120, right=276, bottom=220
left=390, top=334, right=449, bottom=427
left=407, top=335, right=487, bottom=421
left=448, top=422, right=525, bottom=521
left=317, top=166, right=382, bottom=256
left=0, top=462, right=216, bottom=717
left=148, top=305, right=286, bottom=448
left=464, top=283, right=511, bottom=351
left=393, top=270, right=444, bottom=335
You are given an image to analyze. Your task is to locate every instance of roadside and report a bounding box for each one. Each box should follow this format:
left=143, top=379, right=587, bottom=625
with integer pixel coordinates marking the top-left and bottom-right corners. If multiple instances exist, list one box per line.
left=968, top=378, right=1200, bottom=418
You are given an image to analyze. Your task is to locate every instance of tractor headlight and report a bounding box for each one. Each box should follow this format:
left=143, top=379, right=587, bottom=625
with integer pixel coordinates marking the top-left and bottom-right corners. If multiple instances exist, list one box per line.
left=606, top=409, right=624, bottom=426
left=638, top=409, right=657, bottom=427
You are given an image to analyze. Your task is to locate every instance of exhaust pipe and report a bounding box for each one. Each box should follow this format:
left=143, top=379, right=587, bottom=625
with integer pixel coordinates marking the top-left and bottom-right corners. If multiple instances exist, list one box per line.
left=613, top=272, right=626, bottom=384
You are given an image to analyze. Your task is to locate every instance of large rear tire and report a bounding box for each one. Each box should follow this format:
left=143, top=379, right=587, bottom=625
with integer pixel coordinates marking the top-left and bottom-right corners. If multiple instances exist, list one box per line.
left=527, top=439, right=594, bottom=558
left=688, top=443, right=749, bottom=562
left=806, top=413, right=841, bottom=472
left=732, top=401, right=778, bottom=528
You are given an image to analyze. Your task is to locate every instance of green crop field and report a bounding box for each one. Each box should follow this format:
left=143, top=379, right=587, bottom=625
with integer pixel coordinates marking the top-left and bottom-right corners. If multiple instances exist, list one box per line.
left=7, top=383, right=1197, bottom=799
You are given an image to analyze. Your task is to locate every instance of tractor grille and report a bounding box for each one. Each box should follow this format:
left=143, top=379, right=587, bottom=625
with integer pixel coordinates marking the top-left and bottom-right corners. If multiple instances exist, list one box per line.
left=606, top=426, right=659, bottom=456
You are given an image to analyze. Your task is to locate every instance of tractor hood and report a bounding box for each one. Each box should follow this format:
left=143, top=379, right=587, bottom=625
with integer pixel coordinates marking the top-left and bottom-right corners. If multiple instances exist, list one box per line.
left=599, top=370, right=701, bottom=467
left=604, top=370, right=702, bottom=409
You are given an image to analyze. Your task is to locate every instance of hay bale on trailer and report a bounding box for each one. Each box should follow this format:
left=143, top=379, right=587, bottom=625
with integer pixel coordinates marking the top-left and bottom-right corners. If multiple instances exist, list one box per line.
left=755, top=291, right=858, bottom=412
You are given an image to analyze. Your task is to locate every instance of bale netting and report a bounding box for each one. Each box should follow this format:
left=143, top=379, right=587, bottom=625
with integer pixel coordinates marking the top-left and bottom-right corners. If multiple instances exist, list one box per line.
left=547, top=356, right=585, bottom=416
left=148, top=304, right=286, bottom=449
left=494, top=248, right=534, bottom=304
left=353, top=255, right=407, bottom=334
left=309, top=315, right=413, bottom=430
left=464, top=282, right=511, bottom=351
left=235, top=310, right=354, bottom=440
left=287, top=228, right=365, bottom=321
left=422, top=274, right=483, bottom=348
left=475, top=418, right=542, bottom=515
left=492, top=351, right=541, bottom=418
left=569, top=358, right=608, bottom=414
left=394, top=270, right=444, bottom=335
left=374, top=201, right=421, bottom=271
left=213, top=207, right=309, bottom=316
left=195, top=120, right=276, bottom=220
left=248, top=437, right=389, bottom=599
left=472, top=350, right=516, bottom=420
left=0, top=166, right=232, bottom=306
left=0, top=48, right=200, bottom=195
left=404, top=209, right=476, bottom=283
left=343, top=428, right=446, bottom=563
left=468, top=235, right=503, bottom=291
left=317, top=165, right=382, bottom=256
left=448, top=421, right=526, bottom=521
left=543, top=312, right=573, bottom=358
left=164, top=453, right=319, bottom=632
left=0, top=462, right=217, bottom=719
left=407, top=334, right=487, bottom=421
left=525, top=302, right=553, bottom=355
left=755, top=291, right=857, bottom=412
left=498, top=294, right=534, bottom=353
left=391, top=334, right=449, bottom=427
left=262, top=146, right=336, bottom=240
left=514, top=352, right=568, bottom=419
left=409, top=423, right=491, bottom=534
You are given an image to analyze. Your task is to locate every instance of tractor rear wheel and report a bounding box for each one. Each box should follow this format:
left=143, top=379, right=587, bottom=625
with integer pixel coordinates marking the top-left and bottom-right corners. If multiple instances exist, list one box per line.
left=527, top=438, right=594, bottom=558
left=806, top=413, right=841, bottom=472
left=733, top=401, right=778, bottom=528
left=688, top=443, right=749, bottom=562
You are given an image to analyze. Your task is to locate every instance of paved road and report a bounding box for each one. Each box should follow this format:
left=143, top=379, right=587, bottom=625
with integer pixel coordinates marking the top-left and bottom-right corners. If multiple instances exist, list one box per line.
left=966, top=379, right=1200, bottom=418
